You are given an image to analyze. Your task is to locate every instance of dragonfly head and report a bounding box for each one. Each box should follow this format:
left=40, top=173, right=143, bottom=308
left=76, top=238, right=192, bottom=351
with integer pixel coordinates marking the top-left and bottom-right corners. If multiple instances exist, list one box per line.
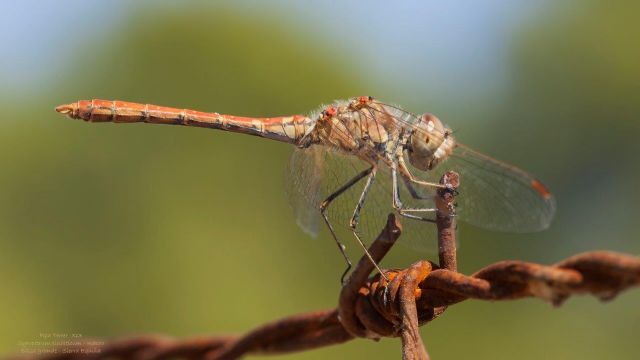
left=407, top=113, right=455, bottom=171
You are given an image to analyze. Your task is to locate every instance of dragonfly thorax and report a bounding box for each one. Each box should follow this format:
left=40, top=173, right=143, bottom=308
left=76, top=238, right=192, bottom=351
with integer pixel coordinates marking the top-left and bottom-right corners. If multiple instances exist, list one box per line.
left=406, top=113, right=456, bottom=171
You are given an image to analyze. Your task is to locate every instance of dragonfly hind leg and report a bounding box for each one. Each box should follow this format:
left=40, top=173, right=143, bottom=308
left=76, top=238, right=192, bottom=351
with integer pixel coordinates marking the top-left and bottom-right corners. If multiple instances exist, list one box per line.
left=348, top=167, right=390, bottom=282
left=319, top=166, right=373, bottom=284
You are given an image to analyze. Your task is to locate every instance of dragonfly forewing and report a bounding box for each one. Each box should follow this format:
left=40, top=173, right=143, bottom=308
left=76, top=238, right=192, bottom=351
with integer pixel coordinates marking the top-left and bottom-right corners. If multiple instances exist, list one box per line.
left=447, top=144, right=556, bottom=232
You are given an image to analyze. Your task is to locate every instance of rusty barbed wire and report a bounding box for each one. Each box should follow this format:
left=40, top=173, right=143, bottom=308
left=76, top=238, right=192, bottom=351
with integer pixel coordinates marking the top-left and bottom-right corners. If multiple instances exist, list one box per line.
left=10, top=219, right=640, bottom=360
left=8, top=173, right=640, bottom=360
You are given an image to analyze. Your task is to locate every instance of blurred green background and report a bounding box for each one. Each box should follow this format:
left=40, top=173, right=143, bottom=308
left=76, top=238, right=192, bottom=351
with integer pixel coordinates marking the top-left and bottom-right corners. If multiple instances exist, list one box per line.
left=1, top=1, right=638, bottom=359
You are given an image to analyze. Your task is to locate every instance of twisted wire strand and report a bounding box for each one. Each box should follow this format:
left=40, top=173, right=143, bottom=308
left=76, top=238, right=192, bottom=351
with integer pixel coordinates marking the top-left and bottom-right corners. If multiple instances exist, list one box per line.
left=11, top=220, right=639, bottom=360
left=9, top=173, right=640, bottom=360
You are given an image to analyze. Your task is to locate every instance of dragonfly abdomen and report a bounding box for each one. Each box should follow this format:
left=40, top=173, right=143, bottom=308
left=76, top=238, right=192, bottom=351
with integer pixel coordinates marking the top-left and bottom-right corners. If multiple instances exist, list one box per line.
left=56, top=99, right=314, bottom=144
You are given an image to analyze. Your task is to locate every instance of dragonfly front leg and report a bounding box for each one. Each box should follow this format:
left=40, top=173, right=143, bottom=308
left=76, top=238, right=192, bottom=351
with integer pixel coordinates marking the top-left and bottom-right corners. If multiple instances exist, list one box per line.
left=348, top=167, right=390, bottom=282
left=398, top=155, right=451, bottom=191
left=391, top=161, right=437, bottom=223
left=402, top=175, right=431, bottom=201
left=320, top=166, right=373, bottom=284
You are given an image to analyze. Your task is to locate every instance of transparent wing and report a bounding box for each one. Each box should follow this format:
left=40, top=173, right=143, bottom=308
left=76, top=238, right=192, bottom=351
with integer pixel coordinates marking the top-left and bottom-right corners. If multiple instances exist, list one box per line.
left=285, top=145, right=439, bottom=252
left=285, top=146, right=324, bottom=237
left=364, top=100, right=555, bottom=232
left=407, top=144, right=556, bottom=232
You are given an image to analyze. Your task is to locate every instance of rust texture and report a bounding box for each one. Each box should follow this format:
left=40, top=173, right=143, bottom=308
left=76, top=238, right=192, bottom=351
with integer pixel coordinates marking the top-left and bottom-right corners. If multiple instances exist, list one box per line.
left=436, top=171, right=459, bottom=272
left=9, top=172, right=640, bottom=360
left=11, top=232, right=640, bottom=360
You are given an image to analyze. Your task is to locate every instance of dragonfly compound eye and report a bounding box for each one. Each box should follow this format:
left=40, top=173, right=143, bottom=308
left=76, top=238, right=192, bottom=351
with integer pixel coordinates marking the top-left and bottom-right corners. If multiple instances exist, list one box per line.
left=406, top=113, right=452, bottom=171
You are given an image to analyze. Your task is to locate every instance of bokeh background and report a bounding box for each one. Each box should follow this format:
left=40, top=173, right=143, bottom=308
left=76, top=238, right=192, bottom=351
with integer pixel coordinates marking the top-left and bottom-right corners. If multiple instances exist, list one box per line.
left=1, top=1, right=639, bottom=359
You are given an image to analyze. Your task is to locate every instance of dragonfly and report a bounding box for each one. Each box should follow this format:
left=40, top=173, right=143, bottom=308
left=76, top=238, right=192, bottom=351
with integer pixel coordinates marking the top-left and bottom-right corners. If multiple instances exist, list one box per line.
left=55, top=97, right=555, bottom=282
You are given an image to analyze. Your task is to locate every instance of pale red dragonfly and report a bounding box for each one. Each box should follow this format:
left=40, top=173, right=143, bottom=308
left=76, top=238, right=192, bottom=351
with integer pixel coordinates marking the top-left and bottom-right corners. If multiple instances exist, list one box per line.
left=56, top=97, right=555, bottom=281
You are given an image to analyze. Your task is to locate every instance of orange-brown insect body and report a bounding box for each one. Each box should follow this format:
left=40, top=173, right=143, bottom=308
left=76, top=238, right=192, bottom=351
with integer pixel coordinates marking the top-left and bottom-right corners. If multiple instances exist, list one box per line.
left=56, top=99, right=314, bottom=145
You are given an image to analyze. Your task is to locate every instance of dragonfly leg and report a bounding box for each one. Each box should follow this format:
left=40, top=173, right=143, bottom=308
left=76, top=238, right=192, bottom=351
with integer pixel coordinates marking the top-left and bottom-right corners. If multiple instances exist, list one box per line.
left=398, top=155, right=452, bottom=191
left=348, top=168, right=390, bottom=282
left=402, top=175, right=431, bottom=200
left=391, top=161, right=437, bottom=223
left=320, top=166, right=373, bottom=284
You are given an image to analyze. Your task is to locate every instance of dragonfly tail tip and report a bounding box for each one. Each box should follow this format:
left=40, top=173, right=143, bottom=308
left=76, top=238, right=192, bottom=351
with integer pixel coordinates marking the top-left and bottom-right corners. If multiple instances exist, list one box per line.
left=55, top=104, right=71, bottom=114
left=55, top=103, right=76, bottom=118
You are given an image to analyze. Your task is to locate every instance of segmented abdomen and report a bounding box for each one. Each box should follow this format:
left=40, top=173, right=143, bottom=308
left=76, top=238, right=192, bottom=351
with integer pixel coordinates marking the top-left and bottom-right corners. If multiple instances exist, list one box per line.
left=56, top=99, right=314, bottom=145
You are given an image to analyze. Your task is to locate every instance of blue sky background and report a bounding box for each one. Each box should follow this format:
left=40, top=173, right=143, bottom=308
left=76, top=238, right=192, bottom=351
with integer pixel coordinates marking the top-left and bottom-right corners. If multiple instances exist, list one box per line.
left=1, top=1, right=548, bottom=100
